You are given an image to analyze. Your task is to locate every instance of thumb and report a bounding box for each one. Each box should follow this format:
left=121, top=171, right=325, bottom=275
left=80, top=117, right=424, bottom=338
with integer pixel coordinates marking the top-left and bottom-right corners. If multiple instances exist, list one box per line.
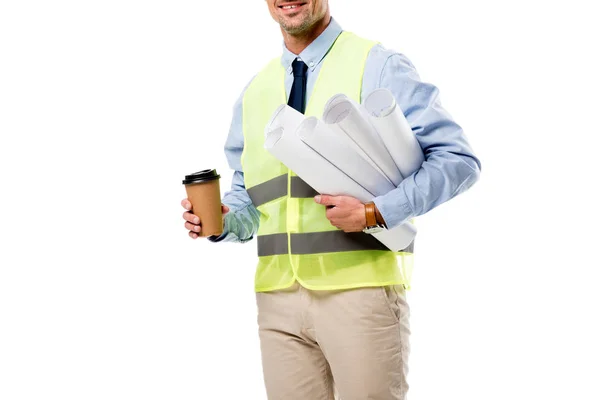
left=314, top=194, right=337, bottom=206
left=222, top=204, right=230, bottom=215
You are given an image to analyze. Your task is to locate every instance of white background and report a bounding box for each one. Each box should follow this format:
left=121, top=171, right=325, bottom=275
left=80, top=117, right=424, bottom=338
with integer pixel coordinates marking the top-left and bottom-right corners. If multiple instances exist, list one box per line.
left=1, top=0, right=599, bottom=399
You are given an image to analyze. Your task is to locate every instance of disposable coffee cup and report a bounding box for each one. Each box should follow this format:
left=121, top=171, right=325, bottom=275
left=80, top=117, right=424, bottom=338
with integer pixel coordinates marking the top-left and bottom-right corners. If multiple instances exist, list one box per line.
left=182, top=169, right=223, bottom=237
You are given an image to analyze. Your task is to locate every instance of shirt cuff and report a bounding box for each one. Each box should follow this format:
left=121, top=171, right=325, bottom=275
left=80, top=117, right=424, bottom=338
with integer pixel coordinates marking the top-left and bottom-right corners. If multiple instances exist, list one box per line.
left=206, top=208, right=246, bottom=243
left=372, top=187, right=414, bottom=230
left=207, top=231, right=229, bottom=242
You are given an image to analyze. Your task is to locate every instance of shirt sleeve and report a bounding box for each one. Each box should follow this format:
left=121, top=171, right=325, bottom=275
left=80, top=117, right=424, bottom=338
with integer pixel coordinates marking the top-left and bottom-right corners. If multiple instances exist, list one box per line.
left=207, top=82, right=261, bottom=243
left=369, top=52, right=482, bottom=229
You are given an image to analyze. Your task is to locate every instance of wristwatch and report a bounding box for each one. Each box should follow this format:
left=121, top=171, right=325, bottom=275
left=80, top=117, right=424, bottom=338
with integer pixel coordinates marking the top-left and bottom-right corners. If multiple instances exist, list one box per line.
left=362, top=202, right=386, bottom=234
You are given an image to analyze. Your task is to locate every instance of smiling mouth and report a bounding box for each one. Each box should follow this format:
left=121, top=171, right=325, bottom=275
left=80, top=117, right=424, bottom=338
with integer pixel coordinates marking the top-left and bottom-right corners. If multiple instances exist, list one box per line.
left=279, top=2, right=307, bottom=11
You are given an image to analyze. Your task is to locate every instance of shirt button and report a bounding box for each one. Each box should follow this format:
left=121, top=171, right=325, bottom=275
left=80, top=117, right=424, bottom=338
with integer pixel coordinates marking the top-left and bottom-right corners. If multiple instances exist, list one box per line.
left=288, top=66, right=292, bottom=73
left=309, top=61, right=315, bottom=68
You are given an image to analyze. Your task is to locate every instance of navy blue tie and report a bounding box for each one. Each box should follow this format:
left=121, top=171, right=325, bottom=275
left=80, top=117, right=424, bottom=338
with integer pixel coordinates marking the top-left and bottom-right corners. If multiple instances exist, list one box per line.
left=288, top=59, right=308, bottom=114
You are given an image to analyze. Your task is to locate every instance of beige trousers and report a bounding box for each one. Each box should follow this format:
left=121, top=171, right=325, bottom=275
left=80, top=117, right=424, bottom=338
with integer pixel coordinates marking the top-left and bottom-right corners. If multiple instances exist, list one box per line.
left=256, top=282, right=410, bottom=400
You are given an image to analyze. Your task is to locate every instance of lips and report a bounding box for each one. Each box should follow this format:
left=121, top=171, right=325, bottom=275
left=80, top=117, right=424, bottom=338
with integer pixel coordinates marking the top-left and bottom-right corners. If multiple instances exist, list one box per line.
left=278, top=2, right=307, bottom=13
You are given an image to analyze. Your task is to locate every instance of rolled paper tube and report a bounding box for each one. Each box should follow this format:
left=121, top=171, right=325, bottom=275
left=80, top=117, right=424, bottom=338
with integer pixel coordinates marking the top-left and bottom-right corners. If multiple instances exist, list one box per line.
left=364, top=89, right=425, bottom=178
left=265, top=126, right=363, bottom=197
left=322, top=98, right=403, bottom=186
left=264, top=104, right=306, bottom=139
left=323, top=93, right=349, bottom=114
left=297, top=117, right=396, bottom=196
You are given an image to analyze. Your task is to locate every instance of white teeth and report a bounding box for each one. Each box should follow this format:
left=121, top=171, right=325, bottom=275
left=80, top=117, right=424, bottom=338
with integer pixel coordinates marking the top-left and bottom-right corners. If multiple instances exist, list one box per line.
left=283, top=5, right=298, bottom=9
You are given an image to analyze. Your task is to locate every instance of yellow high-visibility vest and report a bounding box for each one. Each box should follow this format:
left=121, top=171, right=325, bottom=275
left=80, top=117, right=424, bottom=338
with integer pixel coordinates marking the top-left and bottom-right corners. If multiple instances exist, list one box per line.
left=242, top=31, right=414, bottom=292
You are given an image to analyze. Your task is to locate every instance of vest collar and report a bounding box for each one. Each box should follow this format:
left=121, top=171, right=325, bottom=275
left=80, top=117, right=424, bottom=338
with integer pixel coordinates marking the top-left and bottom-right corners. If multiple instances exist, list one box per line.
left=280, top=17, right=343, bottom=75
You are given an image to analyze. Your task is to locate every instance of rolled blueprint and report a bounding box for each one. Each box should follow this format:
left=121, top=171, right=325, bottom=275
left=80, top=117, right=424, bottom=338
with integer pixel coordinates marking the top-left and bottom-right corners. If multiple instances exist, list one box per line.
left=297, top=117, right=396, bottom=197
left=322, top=98, right=403, bottom=186
left=265, top=127, right=365, bottom=197
left=326, top=123, right=392, bottom=183
left=323, top=93, right=349, bottom=113
left=364, top=89, right=425, bottom=178
left=264, top=104, right=306, bottom=138
left=265, top=125, right=417, bottom=252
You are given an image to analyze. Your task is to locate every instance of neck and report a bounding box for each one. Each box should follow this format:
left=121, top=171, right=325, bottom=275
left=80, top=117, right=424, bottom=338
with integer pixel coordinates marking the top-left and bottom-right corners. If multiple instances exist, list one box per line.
left=281, top=14, right=331, bottom=55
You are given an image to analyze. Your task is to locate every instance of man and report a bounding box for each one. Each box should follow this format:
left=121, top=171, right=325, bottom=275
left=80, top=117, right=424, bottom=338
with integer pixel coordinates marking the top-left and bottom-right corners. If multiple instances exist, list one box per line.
left=181, top=1, right=481, bottom=398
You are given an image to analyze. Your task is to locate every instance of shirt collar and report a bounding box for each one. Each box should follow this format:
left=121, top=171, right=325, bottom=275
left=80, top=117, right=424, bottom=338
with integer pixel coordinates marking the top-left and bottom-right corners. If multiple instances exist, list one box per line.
left=281, top=17, right=343, bottom=74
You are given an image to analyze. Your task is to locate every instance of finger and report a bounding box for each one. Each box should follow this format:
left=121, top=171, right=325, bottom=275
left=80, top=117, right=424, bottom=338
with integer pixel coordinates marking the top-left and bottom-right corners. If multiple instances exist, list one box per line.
left=183, top=211, right=200, bottom=224
left=188, top=231, right=199, bottom=239
left=326, top=208, right=334, bottom=219
left=314, top=194, right=339, bottom=206
left=222, top=204, right=230, bottom=214
left=326, top=206, right=340, bottom=219
left=181, top=199, right=192, bottom=210
left=185, top=221, right=201, bottom=233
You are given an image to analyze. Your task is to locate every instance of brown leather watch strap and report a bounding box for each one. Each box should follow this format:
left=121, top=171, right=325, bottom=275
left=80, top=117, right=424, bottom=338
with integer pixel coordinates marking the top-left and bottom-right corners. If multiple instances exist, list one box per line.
left=364, top=202, right=378, bottom=227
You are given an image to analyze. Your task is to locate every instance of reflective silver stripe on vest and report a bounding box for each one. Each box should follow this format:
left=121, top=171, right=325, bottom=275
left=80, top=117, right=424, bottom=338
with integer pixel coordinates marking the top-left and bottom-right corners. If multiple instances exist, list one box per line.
left=292, top=231, right=388, bottom=254
left=290, top=176, right=318, bottom=198
left=246, top=174, right=288, bottom=207
left=247, top=175, right=319, bottom=207
left=257, top=233, right=289, bottom=257
left=257, top=231, right=414, bottom=256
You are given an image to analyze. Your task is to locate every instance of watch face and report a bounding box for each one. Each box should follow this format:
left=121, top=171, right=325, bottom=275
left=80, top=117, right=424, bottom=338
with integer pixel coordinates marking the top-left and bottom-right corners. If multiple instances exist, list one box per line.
left=363, top=226, right=384, bottom=234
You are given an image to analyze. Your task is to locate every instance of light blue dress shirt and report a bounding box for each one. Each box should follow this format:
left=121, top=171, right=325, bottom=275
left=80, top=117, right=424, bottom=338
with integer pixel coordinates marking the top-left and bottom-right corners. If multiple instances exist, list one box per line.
left=209, top=18, right=481, bottom=243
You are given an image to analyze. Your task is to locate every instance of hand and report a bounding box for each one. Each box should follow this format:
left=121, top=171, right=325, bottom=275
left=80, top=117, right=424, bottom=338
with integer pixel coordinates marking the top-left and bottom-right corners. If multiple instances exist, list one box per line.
left=314, top=194, right=366, bottom=233
left=181, top=198, right=230, bottom=239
